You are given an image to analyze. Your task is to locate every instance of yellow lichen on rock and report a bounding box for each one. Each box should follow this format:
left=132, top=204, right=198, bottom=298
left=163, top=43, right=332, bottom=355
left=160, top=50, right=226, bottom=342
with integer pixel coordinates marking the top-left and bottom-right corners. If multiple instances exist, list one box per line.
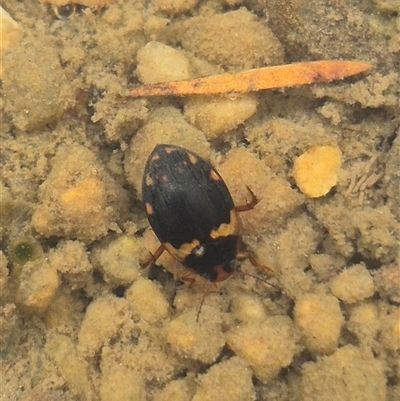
left=293, top=145, right=342, bottom=198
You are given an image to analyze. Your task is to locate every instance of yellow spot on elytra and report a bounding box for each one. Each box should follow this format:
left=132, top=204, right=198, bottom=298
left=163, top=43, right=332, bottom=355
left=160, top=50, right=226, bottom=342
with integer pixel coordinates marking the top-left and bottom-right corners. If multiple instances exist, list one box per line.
left=209, top=209, right=239, bottom=239
left=146, top=174, right=154, bottom=186
left=188, top=153, right=198, bottom=165
left=145, top=202, right=154, bottom=215
left=210, top=169, right=220, bottom=181
left=151, top=153, right=160, bottom=162
left=164, top=239, right=201, bottom=262
left=165, top=147, right=176, bottom=154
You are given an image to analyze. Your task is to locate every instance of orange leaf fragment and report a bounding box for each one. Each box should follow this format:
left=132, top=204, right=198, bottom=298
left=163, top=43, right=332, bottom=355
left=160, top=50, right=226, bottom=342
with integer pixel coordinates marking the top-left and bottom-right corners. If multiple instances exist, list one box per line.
left=127, top=60, right=371, bottom=98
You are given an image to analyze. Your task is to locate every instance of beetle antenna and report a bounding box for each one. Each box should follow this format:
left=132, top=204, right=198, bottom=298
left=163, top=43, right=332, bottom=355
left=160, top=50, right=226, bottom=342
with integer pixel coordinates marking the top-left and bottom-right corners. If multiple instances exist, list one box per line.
left=236, top=269, right=278, bottom=289
left=196, top=284, right=212, bottom=322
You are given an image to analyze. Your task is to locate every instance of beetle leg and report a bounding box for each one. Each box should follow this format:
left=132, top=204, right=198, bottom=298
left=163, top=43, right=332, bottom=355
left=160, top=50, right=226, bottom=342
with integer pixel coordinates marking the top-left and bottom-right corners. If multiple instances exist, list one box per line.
left=140, top=244, right=165, bottom=268
left=181, top=270, right=197, bottom=287
left=237, top=251, right=274, bottom=274
left=195, top=284, right=214, bottom=323
left=235, top=185, right=260, bottom=212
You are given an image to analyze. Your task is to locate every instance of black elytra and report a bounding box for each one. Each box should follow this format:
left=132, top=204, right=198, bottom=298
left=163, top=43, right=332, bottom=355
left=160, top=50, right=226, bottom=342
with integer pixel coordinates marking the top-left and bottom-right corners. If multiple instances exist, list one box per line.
left=142, top=144, right=257, bottom=283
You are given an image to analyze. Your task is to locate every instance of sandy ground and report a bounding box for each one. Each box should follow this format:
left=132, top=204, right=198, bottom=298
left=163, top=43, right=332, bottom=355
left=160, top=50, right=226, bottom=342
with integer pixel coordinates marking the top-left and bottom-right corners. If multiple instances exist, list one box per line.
left=0, top=0, right=399, bottom=400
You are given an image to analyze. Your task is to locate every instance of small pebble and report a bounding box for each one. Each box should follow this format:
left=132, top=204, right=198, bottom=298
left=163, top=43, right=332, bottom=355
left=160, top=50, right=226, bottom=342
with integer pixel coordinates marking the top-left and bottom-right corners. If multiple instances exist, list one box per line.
left=126, top=278, right=170, bottom=322
left=46, top=334, right=95, bottom=401
left=300, top=345, right=386, bottom=401
left=0, top=251, right=9, bottom=298
left=166, top=307, right=225, bottom=364
left=32, top=145, right=129, bottom=243
left=330, top=263, right=374, bottom=303
left=374, top=264, right=400, bottom=303
left=49, top=240, right=93, bottom=289
left=153, top=378, right=195, bottom=401
left=308, top=253, right=342, bottom=281
left=225, top=316, right=298, bottom=383
left=0, top=303, right=17, bottom=351
left=181, top=9, right=284, bottom=69
left=192, top=357, right=255, bottom=401
left=184, top=94, right=258, bottom=138
left=78, top=295, right=128, bottom=357
left=348, top=303, right=379, bottom=347
left=231, top=294, right=267, bottom=323
left=218, top=147, right=304, bottom=237
left=152, top=0, right=200, bottom=15
left=100, top=359, right=146, bottom=401
left=124, top=106, right=210, bottom=194
left=0, top=6, right=23, bottom=77
left=294, top=292, right=343, bottom=355
left=293, top=145, right=342, bottom=198
left=136, top=41, right=191, bottom=84
left=91, top=235, right=143, bottom=285
left=380, top=309, right=400, bottom=352
left=16, top=260, right=60, bottom=314
left=3, top=37, right=68, bottom=130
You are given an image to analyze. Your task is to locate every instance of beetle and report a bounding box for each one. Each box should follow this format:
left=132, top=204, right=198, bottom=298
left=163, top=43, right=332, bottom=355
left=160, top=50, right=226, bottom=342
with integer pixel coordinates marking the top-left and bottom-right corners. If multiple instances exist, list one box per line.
left=141, top=144, right=262, bottom=283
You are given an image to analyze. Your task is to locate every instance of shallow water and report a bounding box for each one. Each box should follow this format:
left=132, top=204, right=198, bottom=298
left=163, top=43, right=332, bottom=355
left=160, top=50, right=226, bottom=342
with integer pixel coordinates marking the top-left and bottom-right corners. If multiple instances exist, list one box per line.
left=1, top=1, right=399, bottom=400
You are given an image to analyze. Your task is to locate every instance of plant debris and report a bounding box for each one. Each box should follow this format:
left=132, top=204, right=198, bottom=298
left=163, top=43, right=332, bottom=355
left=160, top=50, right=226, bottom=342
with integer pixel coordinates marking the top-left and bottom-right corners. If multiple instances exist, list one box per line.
left=127, top=60, right=372, bottom=98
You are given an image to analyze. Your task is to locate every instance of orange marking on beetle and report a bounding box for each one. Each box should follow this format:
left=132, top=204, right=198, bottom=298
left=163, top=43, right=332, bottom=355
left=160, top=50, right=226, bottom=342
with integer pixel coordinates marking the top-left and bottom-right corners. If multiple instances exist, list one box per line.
left=164, top=239, right=201, bottom=263
left=146, top=174, right=154, bottom=186
left=209, top=209, right=239, bottom=239
left=210, top=169, right=220, bottom=182
left=145, top=202, right=154, bottom=215
left=188, top=153, right=198, bottom=165
left=151, top=153, right=160, bottom=162
left=165, top=146, right=177, bottom=154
